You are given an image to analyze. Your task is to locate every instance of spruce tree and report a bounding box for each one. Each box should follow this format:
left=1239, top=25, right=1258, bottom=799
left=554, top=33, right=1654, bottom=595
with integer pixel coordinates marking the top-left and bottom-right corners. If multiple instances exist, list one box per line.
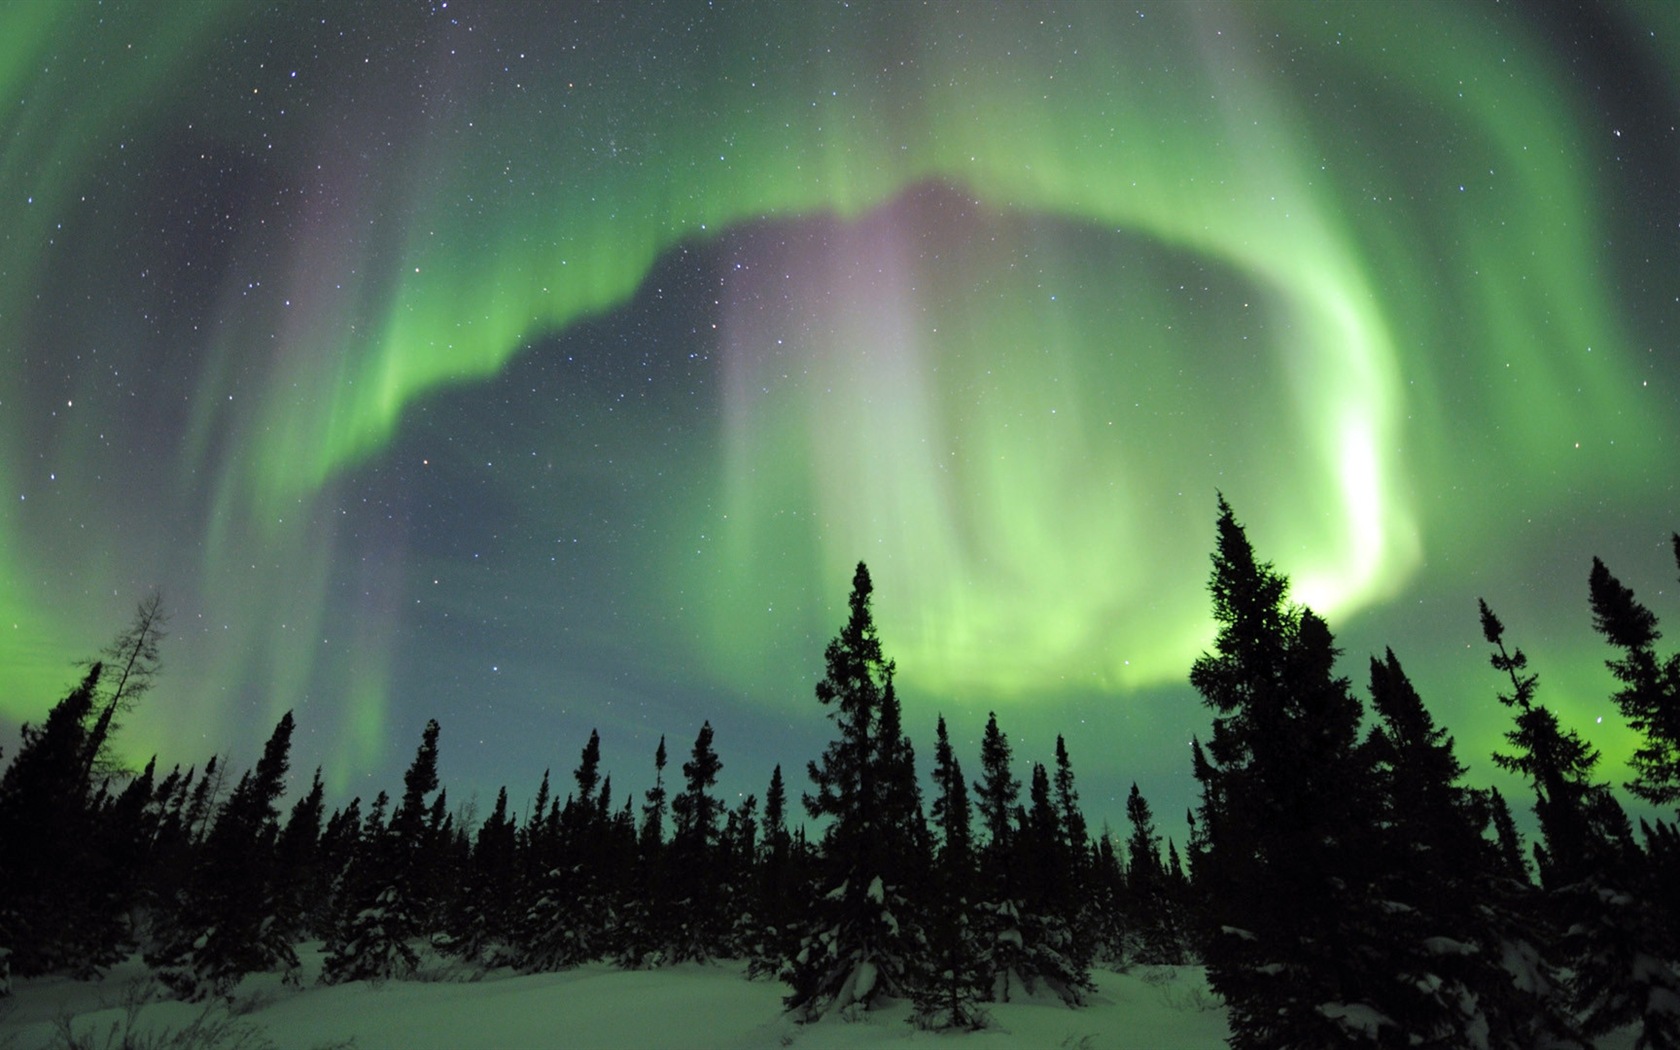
left=1052, top=736, right=1088, bottom=887
left=1483, top=600, right=1680, bottom=1047
left=620, top=738, right=671, bottom=967
left=783, top=561, right=917, bottom=1019
left=448, top=785, right=517, bottom=964
left=1086, top=828, right=1128, bottom=966
left=1052, top=737, right=1105, bottom=970
left=1124, top=782, right=1180, bottom=965
left=274, top=768, right=326, bottom=944
left=668, top=721, right=724, bottom=961
left=88, top=758, right=157, bottom=967
left=1188, top=497, right=1389, bottom=1048
left=310, top=796, right=362, bottom=939
left=873, top=678, right=928, bottom=905
left=1015, top=760, right=1091, bottom=1003
left=517, top=729, right=615, bottom=971
left=720, top=793, right=758, bottom=956
left=971, top=710, right=1026, bottom=1001
left=1366, top=650, right=1576, bottom=1048
left=151, top=712, right=299, bottom=999
left=746, top=764, right=795, bottom=978
left=911, top=716, right=988, bottom=1030
left=0, top=665, right=108, bottom=977
left=1588, top=549, right=1680, bottom=810
left=641, top=736, right=668, bottom=852
left=323, top=719, right=442, bottom=983
left=1487, top=787, right=1530, bottom=884
left=1481, top=601, right=1626, bottom=887
left=973, top=712, right=1019, bottom=859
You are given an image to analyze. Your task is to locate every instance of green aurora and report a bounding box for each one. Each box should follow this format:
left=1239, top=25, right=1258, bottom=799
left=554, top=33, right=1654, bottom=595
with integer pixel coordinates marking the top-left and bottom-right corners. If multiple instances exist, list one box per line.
left=1, top=2, right=1676, bottom=826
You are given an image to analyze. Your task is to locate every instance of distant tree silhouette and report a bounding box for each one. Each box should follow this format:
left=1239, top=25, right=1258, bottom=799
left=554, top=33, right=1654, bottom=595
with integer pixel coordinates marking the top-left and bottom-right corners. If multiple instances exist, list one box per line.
left=1051, top=736, right=1089, bottom=918
left=150, top=712, right=298, bottom=998
left=445, top=785, right=517, bottom=964
left=273, top=768, right=326, bottom=944
left=516, top=729, right=615, bottom=971
left=618, top=738, right=671, bottom=967
left=720, top=792, right=758, bottom=956
left=745, top=764, right=797, bottom=978
left=1014, top=759, right=1091, bottom=1002
left=323, top=719, right=441, bottom=983
left=668, top=721, right=725, bottom=961
left=912, top=715, right=988, bottom=1030
left=1124, top=781, right=1181, bottom=965
left=80, top=592, right=167, bottom=785
left=968, top=710, right=1023, bottom=999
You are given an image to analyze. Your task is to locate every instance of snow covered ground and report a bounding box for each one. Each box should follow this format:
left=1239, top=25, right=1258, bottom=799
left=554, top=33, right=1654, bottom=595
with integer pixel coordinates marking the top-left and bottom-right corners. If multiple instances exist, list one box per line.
left=3, top=946, right=1233, bottom=1049
left=4, top=947, right=1649, bottom=1049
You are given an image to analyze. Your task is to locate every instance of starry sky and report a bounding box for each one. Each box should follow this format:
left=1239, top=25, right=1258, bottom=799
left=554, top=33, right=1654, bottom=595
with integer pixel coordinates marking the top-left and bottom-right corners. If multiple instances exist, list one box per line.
left=2, top=1, right=1676, bottom=836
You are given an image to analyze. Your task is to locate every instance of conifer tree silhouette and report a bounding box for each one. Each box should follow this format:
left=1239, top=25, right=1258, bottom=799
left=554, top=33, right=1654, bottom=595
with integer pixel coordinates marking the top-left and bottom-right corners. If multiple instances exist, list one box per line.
left=151, top=712, right=298, bottom=998
left=783, top=562, right=917, bottom=1019
left=912, top=715, right=988, bottom=1030
left=1189, top=497, right=1389, bottom=1049
left=1484, top=598, right=1680, bottom=1047
left=1588, top=546, right=1680, bottom=810
left=0, top=665, right=105, bottom=977
left=323, top=719, right=441, bottom=983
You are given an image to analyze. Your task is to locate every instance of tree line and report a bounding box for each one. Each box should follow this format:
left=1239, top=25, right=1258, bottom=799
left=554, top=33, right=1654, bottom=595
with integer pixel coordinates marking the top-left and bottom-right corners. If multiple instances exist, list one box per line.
left=0, top=499, right=1677, bottom=1046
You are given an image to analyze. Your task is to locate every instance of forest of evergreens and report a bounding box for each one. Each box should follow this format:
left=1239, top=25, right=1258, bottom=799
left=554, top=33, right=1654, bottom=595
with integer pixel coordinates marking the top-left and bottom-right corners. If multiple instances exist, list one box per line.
left=1, top=499, right=1677, bottom=1047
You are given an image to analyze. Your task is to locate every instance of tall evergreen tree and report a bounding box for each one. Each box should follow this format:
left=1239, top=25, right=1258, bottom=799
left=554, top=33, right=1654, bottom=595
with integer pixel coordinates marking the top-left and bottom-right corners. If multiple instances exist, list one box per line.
left=448, top=785, right=518, bottom=964
left=1481, top=601, right=1627, bottom=887
left=1588, top=549, right=1680, bottom=810
left=0, top=665, right=109, bottom=977
left=1366, top=649, right=1577, bottom=1048
left=1483, top=600, right=1679, bottom=1048
left=872, top=678, right=927, bottom=902
left=720, top=793, right=759, bottom=956
left=620, top=738, right=671, bottom=967
left=1188, top=497, right=1389, bottom=1048
left=973, top=712, right=1019, bottom=860
left=323, top=719, right=442, bottom=983
left=310, top=795, right=362, bottom=939
left=1085, top=826, right=1128, bottom=966
left=668, top=721, right=725, bottom=961
left=151, top=712, right=298, bottom=998
left=517, top=728, right=615, bottom=971
left=274, top=768, right=326, bottom=944
left=1486, top=786, right=1530, bottom=884
left=970, top=710, right=1027, bottom=1001
left=640, top=736, right=668, bottom=852
left=912, top=716, right=988, bottom=1030
left=1124, top=781, right=1180, bottom=965
left=1052, top=736, right=1088, bottom=882
left=746, top=764, right=795, bottom=978
left=1051, top=737, right=1106, bottom=969
left=783, top=562, right=917, bottom=1019
left=1014, top=760, right=1091, bottom=1003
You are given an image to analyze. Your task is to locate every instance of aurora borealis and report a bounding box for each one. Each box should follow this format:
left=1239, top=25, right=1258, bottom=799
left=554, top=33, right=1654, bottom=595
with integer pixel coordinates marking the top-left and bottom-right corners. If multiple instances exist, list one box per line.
left=2, top=2, right=1676, bottom=831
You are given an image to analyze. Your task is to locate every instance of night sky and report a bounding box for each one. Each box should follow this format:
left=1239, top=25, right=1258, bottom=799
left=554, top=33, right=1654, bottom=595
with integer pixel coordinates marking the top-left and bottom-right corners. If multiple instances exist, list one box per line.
left=3, top=2, right=1676, bottom=837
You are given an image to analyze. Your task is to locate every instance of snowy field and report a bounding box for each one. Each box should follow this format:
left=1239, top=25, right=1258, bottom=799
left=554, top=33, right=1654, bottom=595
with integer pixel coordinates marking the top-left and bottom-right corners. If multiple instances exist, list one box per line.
left=2, top=946, right=1233, bottom=1049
